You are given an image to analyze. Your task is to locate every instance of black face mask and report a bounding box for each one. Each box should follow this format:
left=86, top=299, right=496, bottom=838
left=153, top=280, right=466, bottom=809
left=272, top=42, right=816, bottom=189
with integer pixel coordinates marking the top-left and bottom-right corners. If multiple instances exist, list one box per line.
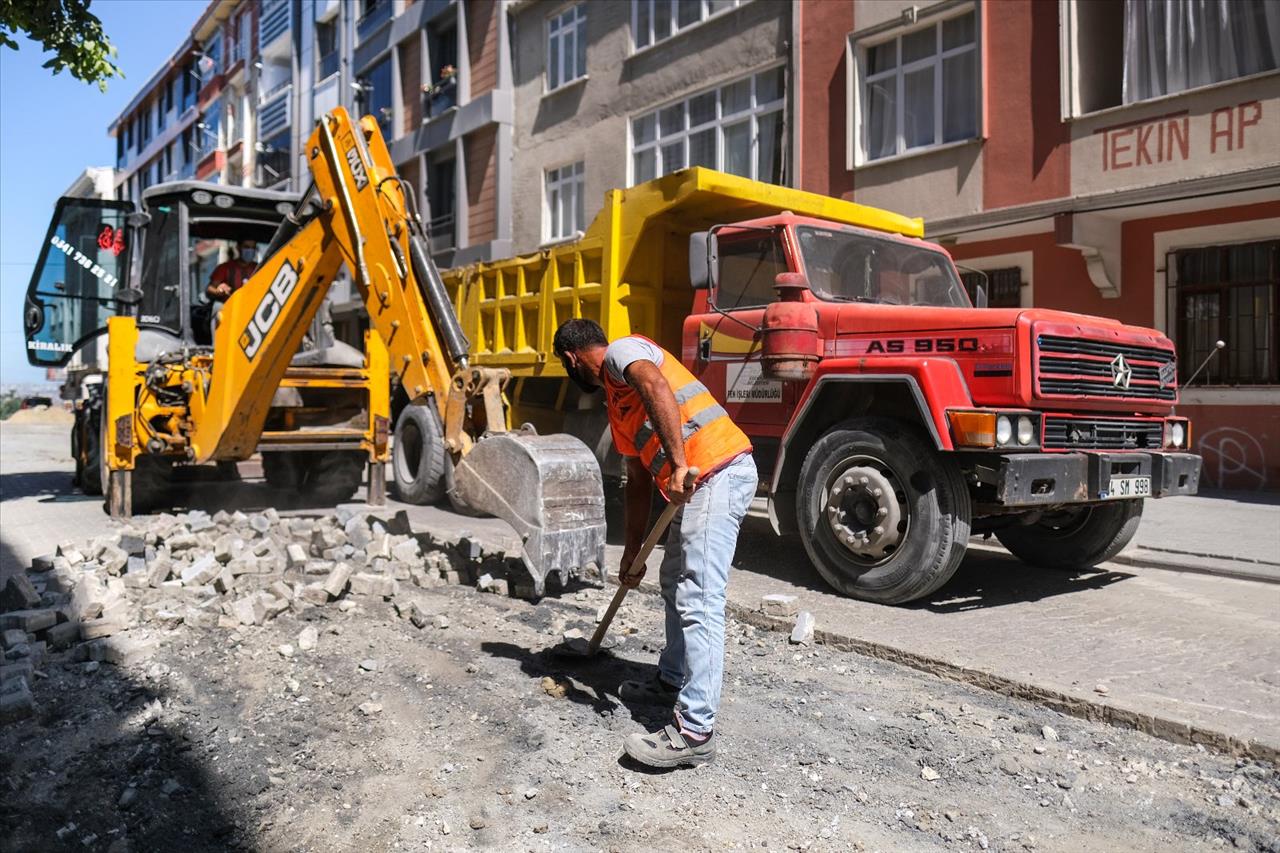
left=560, top=354, right=601, bottom=395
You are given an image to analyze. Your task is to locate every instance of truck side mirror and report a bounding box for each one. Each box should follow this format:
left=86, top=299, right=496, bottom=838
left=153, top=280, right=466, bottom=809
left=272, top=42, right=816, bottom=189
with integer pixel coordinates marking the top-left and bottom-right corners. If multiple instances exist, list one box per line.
left=689, top=231, right=718, bottom=290
left=974, top=284, right=989, bottom=308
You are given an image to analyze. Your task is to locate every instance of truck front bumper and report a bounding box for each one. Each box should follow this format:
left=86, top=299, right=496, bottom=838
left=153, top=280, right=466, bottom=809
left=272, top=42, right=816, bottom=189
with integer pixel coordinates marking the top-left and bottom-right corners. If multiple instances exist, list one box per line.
left=991, top=451, right=1201, bottom=507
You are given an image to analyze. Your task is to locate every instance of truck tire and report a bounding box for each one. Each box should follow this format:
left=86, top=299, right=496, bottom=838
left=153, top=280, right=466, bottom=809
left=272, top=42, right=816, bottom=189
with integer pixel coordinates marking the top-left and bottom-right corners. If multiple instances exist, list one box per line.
left=995, top=500, right=1143, bottom=570
left=393, top=403, right=447, bottom=504
left=797, top=418, right=970, bottom=604
left=262, top=452, right=303, bottom=490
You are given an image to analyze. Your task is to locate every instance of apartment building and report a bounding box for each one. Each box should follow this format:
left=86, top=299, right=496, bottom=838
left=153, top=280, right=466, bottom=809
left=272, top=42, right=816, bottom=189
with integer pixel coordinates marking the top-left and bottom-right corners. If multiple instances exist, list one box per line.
left=345, top=0, right=515, bottom=267
left=507, top=0, right=790, bottom=253
left=797, top=0, right=1280, bottom=489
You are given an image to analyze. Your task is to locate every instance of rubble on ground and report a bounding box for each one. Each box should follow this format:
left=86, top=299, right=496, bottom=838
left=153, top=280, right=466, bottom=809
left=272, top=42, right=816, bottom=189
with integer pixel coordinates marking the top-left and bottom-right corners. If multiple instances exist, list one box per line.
left=0, top=505, right=527, bottom=725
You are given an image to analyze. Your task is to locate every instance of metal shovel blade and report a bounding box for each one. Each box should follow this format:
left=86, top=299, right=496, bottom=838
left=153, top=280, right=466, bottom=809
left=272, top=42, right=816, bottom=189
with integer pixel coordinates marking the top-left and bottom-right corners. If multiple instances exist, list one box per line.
left=451, top=431, right=607, bottom=596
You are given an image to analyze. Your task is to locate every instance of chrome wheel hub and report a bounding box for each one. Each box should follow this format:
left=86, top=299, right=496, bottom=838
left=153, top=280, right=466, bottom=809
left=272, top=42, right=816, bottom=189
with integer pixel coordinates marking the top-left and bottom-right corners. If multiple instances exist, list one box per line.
left=824, top=464, right=905, bottom=560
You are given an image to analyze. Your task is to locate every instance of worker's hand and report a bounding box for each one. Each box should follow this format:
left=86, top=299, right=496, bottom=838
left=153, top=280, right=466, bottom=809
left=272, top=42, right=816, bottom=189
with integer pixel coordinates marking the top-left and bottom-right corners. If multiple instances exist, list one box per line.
left=212, top=283, right=231, bottom=299
left=618, top=546, right=646, bottom=589
left=667, top=465, right=696, bottom=505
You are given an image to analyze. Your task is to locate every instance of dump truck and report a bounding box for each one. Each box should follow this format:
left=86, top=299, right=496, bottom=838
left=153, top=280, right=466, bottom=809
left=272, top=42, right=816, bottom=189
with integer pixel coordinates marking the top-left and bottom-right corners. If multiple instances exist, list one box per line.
left=23, top=108, right=605, bottom=594
left=438, top=168, right=1202, bottom=604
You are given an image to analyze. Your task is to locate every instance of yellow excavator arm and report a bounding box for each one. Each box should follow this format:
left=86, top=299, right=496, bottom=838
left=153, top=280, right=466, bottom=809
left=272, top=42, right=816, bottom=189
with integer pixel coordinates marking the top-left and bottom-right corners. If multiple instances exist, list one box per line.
left=193, top=109, right=457, bottom=461
left=109, top=108, right=605, bottom=593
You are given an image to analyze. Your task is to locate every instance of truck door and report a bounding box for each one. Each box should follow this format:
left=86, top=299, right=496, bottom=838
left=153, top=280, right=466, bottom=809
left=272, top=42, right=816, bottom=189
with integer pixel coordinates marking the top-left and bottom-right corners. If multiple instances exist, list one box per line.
left=23, top=197, right=134, bottom=367
left=685, top=229, right=795, bottom=434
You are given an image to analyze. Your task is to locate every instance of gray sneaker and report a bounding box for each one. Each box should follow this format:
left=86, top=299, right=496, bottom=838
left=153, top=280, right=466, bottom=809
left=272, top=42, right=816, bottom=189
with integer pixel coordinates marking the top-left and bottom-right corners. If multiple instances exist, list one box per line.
left=618, top=675, right=679, bottom=706
left=623, top=724, right=715, bottom=768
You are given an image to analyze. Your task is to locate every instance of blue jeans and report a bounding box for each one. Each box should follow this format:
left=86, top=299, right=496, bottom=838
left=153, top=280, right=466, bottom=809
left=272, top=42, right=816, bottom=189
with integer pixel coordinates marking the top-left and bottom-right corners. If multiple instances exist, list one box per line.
left=656, top=453, right=757, bottom=735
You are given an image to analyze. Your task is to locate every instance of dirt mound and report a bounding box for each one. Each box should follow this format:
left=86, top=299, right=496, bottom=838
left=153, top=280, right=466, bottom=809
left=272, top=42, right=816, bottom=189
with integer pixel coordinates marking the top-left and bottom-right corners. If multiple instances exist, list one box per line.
left=4, top=405, right=74, bottom=425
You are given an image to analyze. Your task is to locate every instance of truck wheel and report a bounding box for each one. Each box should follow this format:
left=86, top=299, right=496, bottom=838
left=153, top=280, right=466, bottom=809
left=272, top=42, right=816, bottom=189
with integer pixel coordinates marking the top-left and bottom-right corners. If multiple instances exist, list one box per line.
left=304, top=450, right=365, bottom=504
left=797, top=418, right=970, bottom=604
left=996, top=501, right=1143, bottom=570
left=393, top=403, right=447, bottom=504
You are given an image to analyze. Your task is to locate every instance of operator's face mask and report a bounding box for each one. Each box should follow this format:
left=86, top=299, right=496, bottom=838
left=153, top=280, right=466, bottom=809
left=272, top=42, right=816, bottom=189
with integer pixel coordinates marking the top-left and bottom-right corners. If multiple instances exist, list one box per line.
left=558, top=351, right=600, bottom=395
left=239, top=245, right=258, bottom=264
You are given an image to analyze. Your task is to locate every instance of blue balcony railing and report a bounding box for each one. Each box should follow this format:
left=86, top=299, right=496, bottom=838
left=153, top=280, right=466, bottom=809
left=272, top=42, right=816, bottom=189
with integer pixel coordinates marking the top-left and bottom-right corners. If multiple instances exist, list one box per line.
left=258, top=85, right=291, bottom=138
left=260, top=0, right=290, bottom=50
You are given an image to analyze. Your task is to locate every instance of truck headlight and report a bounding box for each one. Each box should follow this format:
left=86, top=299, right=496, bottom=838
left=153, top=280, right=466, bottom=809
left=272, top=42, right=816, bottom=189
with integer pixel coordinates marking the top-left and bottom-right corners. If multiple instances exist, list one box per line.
left=1016, top=416, right=1035, bottom=445
left=996, top=415, right=1013, bottom=446
left=1165, top=420, right=1187, bottom=448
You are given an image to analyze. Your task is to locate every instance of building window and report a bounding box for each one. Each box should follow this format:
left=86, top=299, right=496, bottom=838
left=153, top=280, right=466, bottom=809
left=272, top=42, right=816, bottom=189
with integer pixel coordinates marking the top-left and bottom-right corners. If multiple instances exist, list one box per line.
left=855, top=9, right=977, bottom=163
left=257, top=129, right=292, bottom=186
left=358, top=0, right=392, bottom=42
left=631, top=66, right=785, bottom=186
left=181, top=61, right=197, bottom=112
left=317, top=19, right=339, bottom=80
left=428, top=156, right=456, bottom=254
left=632, top=0, right=744, bottom=50
left=547, top=4, right=586, bottom=91
left=544, top=161, right=584, bottom=242
left=116, top=132, right=124, bottom=167
left=959, top=267, right=1022, bottom=308
left=195, top=98, right=221, bottom=159
left=1066, top=0, right=1279, bottom=115
left=1173, top=241, right=1279, bottom=386
left=358, top=56, right=394, bottom=138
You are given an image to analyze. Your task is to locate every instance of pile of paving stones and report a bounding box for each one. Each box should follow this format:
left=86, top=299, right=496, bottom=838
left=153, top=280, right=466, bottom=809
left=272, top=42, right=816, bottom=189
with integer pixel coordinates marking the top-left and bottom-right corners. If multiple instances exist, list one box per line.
left=1, top=506, right=519, bottom=725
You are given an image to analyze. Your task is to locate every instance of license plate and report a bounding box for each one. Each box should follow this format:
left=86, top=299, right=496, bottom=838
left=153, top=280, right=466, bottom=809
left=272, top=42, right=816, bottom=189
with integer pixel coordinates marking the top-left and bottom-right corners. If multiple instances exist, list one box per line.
left=1107, top=476, right=1151, bottom=498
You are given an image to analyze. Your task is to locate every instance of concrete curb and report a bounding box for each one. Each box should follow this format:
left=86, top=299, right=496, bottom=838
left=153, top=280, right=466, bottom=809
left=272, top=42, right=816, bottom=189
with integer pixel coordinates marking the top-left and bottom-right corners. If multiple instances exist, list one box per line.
left=966, top=540, right=1280, bottom=585
left=624, top=576, right=1280, bottom=765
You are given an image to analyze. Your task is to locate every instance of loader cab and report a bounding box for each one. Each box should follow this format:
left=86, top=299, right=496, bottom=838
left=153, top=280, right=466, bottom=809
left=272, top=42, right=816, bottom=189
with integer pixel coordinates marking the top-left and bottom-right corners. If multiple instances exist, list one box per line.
left=24, top=182, right=298, bottom=366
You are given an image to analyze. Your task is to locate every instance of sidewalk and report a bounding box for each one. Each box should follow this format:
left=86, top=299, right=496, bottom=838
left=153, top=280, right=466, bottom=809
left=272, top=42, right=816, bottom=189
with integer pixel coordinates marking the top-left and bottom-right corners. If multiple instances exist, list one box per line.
left=1117, top=489, right=1280, bottom=578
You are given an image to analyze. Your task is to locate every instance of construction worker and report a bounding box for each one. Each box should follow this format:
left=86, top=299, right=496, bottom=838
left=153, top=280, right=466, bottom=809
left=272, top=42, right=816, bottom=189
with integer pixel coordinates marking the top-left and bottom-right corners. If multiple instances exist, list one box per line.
left=206, top=239, right=259, bottom=303
left=553, top=318, right=757, bottom=768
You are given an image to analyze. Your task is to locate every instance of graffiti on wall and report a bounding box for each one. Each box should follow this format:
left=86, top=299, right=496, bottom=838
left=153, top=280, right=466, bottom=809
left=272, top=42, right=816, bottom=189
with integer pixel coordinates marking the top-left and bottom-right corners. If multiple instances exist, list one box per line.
left=1196, top=427, right=1269, bottom=491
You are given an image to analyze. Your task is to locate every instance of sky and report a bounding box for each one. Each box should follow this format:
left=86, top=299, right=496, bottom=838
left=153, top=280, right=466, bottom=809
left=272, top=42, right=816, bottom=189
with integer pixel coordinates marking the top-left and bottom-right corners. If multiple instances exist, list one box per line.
left=0, top=0, right=207, bottom=386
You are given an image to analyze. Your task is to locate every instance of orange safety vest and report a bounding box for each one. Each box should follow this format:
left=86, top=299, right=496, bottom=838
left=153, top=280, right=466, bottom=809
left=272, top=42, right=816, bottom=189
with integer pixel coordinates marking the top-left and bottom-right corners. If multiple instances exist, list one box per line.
left=603, top=337, right=752, bottom=494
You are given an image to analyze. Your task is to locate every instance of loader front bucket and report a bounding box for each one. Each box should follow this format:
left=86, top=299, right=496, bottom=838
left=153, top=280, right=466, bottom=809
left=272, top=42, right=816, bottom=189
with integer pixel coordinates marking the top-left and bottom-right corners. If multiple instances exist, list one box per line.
left=451, top=431, right=606, bottom=596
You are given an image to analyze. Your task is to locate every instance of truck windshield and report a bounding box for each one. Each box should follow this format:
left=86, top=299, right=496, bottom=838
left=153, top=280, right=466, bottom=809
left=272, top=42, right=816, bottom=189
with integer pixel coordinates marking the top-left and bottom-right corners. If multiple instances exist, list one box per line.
left=797, top=226, right=970, bottom=308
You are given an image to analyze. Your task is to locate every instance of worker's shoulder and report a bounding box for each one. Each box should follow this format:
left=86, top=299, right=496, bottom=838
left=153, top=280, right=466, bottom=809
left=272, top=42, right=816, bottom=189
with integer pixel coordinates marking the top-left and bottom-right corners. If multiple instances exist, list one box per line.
left=604, top=336, right=665, bottom=382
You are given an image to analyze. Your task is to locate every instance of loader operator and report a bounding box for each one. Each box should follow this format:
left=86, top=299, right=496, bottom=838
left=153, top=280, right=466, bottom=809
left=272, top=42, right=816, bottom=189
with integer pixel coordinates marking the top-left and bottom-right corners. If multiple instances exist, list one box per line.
left=206, top=239, right=259, bottom=303
left=553, top=318, right=757, bottom=769
left=205, top=240, right=259, bottom=333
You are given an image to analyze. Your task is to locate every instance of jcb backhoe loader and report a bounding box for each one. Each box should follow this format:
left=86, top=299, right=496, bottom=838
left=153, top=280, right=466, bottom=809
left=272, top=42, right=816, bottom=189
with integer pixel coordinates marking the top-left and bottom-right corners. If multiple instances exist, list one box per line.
left=23, top=108, right=606, bottom=594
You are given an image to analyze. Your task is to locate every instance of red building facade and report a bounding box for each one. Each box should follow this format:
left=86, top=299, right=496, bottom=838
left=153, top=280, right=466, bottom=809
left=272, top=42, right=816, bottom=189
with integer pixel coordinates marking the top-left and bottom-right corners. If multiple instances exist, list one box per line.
left=796, top=0, right=1280, bottom=490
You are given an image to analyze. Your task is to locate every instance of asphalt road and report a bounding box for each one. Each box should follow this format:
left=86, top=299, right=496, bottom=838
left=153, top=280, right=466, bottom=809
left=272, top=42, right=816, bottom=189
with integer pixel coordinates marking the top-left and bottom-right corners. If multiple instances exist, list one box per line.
left=3, top=420, right=1277, bottom=758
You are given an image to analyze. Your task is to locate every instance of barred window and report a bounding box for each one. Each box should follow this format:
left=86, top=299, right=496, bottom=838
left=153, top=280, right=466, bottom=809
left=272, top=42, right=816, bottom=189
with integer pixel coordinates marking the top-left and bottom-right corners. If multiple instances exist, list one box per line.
left=959, top=267, right=1022, bottom=308
left=545, top=161, right=585, bottom=242
left=1172, top=241, right=1279, bottom=385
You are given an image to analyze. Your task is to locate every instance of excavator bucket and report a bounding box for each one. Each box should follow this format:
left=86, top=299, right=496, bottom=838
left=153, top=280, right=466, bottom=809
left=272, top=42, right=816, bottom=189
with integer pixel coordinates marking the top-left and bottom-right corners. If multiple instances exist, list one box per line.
left=451, top=431, right=606, bottom=596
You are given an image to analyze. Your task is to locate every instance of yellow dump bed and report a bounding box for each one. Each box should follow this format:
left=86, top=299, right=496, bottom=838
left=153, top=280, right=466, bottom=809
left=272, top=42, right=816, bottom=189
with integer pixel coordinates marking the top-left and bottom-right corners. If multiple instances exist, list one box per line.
left=442, top=167, right=923, bottom=381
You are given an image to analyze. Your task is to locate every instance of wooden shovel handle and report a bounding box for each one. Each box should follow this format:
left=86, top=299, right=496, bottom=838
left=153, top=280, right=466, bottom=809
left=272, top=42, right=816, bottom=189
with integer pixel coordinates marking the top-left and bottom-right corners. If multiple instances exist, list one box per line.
left=587, top=467, right=699, bottom=654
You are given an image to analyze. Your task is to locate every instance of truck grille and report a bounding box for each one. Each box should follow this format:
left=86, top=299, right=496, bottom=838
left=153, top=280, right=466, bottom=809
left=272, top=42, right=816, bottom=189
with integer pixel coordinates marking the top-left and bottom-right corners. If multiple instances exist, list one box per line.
left=1043, top=416, right=1163, bottom=450
left=1035, top=334, right=1177, bottom=401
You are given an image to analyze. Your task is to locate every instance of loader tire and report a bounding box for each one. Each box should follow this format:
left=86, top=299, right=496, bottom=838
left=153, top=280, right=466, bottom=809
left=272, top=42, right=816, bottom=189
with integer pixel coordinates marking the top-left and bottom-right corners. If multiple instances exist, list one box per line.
left=263, top=450, right=364, bottom=505
left=262, top=452, right=303, bottom=491
left=393, top=403, right=447, bottom=504
left=996, top=500, right=1143, bottom=571
left=305, top=450, right=365, bottom=505
left=797, top=418, right=970, bottom=604
left=78, top=412, right=104, bottom=496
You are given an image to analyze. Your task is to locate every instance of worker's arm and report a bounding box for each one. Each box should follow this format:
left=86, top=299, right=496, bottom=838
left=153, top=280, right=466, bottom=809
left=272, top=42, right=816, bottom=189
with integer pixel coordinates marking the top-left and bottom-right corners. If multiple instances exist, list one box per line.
left=618, top=455, right=653, bottom=588
left=625, top=359, right=693, bottom=504
left=206, top=265, right=231, bottom=301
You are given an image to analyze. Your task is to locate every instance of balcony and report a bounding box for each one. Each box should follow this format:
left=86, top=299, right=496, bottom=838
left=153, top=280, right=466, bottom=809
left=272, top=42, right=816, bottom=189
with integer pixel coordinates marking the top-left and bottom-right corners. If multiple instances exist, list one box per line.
left=260, top=0, right=291, bottom=56
left=357, top=0, right=393, bottom=44
left=428, top=212, right=455, bottom=255
left=258, top=85, right=291, bottom=139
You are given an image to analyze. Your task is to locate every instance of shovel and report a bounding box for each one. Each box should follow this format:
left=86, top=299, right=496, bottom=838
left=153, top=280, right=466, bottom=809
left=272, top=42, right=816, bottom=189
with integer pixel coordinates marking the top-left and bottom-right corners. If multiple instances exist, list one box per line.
left=554, top=467, right=699, bottom=659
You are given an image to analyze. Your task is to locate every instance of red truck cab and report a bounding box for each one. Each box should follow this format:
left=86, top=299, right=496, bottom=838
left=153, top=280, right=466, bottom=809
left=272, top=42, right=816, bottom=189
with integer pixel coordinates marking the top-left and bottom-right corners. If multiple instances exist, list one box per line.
left=685, top=212, right=1199, bottom=603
